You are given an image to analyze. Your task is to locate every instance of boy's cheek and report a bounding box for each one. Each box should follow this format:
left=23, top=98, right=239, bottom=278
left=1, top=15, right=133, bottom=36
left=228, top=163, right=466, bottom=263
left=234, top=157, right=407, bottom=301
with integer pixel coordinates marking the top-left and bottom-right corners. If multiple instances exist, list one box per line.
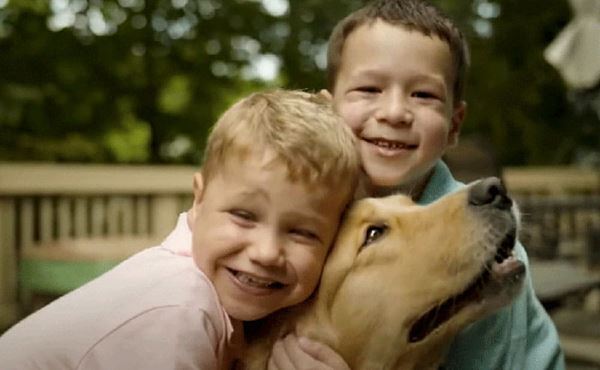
left=335, top=104, right=365, bottom=131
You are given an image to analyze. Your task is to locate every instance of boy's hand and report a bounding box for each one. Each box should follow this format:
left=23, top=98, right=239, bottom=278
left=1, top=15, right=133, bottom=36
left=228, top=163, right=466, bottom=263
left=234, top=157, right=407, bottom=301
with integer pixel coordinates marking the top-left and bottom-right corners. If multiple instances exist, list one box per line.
left=268, top=334, right=350, bottom=370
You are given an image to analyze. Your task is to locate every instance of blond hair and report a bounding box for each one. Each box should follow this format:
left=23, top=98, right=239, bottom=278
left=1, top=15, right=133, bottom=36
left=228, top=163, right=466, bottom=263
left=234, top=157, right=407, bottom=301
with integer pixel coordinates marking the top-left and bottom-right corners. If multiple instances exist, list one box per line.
left=201, top=89, right=360, bottom=194
left=327, top=0, right=470, bottom=105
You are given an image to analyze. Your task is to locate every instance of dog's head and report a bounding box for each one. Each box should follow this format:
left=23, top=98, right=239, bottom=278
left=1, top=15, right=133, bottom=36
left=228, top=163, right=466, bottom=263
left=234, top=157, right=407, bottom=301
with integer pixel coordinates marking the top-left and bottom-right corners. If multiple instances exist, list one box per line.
left=309, top=177, right=525, bottom=369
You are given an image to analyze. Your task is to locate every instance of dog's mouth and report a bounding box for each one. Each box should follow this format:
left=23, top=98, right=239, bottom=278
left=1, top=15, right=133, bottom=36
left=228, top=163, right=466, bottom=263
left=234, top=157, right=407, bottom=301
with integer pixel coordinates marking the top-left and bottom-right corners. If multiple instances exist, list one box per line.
left=408, top=228, right=525, bottom=343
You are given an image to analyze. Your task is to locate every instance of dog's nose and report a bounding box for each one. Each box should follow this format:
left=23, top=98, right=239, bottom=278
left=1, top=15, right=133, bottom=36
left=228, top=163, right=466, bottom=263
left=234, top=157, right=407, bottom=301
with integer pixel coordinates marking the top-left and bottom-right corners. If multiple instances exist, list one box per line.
left=468, top=177, right=512, bottom=210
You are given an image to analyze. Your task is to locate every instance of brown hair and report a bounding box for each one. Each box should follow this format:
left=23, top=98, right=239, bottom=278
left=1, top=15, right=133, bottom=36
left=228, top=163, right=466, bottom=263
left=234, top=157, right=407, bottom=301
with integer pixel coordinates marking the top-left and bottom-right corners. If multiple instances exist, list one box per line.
left=327, top=0, right=470, bottom=105
left=201, top=89, right=360, bottom=194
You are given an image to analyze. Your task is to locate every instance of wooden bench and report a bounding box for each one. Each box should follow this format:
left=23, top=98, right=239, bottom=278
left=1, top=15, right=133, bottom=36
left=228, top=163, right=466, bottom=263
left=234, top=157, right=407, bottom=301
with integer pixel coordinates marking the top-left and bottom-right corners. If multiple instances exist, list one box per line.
left=503, top=167, right=600, bottom=365
left=0, top=163, right=196, bottom=327
left=20, top=237, right=162, bottom=311
left=531, top=260, right=600, bottom=311
left=551, top=308, right=600, bottom=366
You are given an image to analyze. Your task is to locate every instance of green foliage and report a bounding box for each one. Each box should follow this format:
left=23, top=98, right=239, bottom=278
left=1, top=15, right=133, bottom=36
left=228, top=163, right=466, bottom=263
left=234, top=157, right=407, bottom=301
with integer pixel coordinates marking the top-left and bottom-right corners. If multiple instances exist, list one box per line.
left=434, top=0, right=599, bottom=165
left=0, top=0, right=596, bottom=165
left=104, top=114, right=150, bottom=162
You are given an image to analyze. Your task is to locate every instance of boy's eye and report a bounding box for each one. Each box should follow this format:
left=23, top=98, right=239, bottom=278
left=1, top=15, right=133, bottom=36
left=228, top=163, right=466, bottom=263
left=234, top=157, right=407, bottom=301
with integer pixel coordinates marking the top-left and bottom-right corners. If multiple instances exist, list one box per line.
left=229, top=209, right=256, bottom=222
left=356, top=86, right=381, bottom=94
left=412, top=91, right=438, bottom=99
left=290, top=228, right=322, bottom=244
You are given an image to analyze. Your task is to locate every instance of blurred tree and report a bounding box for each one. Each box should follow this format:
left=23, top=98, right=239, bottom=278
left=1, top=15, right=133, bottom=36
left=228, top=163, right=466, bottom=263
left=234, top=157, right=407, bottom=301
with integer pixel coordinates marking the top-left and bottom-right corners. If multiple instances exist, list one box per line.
left=0, top=0, right=596, bottom=165
left=467, top=0, right=568, bottom=165
left=437, top=0, right=598, bottom=166
left=0, top=0, right=285, bottom=163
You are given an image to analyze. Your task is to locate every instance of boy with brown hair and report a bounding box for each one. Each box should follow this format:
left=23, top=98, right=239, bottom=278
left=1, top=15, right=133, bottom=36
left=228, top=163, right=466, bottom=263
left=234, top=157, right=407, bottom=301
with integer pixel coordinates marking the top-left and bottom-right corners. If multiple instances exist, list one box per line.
left=268, top=1, right=565, bottom=369
left=0, top=90, right=360, bottom=369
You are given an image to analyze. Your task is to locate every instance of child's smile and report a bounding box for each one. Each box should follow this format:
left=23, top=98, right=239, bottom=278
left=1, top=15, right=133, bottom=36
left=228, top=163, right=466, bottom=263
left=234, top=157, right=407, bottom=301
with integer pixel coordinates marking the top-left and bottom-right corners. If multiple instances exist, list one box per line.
left=364, top=137, right=419, bottom=157
left=332, top=20, right=465, bottom=194
left=189, top=149, right=349, bottom=322
left=227, top=267, right=286, bottom=292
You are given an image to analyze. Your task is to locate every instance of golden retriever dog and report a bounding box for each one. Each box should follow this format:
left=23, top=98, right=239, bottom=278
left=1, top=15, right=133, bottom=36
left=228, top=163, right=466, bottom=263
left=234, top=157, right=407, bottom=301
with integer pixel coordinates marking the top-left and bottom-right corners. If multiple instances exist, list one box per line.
left=242, top=177, right=526, bottom=370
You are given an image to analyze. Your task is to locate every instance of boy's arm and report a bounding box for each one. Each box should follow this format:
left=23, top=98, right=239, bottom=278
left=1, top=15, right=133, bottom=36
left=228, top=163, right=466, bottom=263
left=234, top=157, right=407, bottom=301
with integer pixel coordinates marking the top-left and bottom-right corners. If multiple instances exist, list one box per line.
left=79, top=306, right=222, bottom=370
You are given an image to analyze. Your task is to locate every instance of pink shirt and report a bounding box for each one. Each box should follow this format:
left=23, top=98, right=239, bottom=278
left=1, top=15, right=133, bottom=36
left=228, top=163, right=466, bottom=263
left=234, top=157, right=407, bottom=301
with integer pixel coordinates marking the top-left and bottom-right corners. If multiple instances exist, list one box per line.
left=0, top=214, right=234, bottom=370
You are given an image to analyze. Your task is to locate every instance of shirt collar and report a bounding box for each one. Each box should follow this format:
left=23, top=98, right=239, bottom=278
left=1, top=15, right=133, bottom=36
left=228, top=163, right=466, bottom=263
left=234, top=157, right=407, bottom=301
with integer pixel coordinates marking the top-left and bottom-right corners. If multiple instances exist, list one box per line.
left=161, top=212, right=193, bottom=256
left=418, top=160, right=463, bottom=205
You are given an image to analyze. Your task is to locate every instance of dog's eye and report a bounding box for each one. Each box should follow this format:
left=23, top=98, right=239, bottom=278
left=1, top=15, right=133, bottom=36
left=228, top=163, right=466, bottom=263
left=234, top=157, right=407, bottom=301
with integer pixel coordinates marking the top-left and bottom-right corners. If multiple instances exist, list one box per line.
left=362, top=224, right=388, bottom=248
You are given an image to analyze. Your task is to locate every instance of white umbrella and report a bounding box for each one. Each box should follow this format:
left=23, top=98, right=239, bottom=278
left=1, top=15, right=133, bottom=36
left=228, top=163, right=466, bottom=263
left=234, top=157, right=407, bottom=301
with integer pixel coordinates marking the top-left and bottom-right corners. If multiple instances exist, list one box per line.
left=544, top=0, right=600, bottom=90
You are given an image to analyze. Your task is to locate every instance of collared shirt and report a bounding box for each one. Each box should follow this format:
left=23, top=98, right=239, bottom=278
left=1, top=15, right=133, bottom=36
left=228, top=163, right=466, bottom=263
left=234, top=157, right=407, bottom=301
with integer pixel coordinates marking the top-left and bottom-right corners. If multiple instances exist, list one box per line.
left=0, top=214, right=234, bottom=370
left=421, top=161, right=565, bottom=370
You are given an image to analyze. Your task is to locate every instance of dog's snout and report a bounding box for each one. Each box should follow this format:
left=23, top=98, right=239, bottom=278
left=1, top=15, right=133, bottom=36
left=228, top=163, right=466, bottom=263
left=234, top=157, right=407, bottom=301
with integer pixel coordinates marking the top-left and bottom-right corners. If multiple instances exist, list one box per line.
left=468, top=177, right=512, bottom=210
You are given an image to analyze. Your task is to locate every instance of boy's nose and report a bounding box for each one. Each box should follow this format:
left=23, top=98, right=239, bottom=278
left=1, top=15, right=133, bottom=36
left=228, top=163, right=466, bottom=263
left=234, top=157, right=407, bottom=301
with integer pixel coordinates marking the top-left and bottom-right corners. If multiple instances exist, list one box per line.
left=375, top=91, right=413, bottom=126
left=247, top=233, right=285, bottom=267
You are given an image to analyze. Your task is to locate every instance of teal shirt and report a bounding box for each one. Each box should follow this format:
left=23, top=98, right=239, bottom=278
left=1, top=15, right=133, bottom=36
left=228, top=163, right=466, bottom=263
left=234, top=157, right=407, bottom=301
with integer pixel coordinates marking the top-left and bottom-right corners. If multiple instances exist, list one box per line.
left=419, top=161, right=565, bottom=370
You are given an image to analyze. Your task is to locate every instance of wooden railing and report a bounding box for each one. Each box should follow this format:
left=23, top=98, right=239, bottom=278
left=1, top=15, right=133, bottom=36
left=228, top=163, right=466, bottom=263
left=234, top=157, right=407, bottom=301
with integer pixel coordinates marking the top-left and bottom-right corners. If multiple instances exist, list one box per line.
left=0, top=163, right=197, bottom=328
left=1, top=164, right=597, bottom=328
left=502, top=167, right=600, bottom=264
left=502, top=166, right=600, bottom=196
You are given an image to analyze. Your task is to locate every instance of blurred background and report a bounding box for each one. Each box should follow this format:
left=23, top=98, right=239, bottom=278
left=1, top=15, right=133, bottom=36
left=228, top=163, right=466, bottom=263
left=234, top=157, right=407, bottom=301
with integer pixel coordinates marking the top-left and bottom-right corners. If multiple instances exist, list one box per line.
left=0, top=0, right=598, bottom=165
left=0, top=0, right=599, bottom=368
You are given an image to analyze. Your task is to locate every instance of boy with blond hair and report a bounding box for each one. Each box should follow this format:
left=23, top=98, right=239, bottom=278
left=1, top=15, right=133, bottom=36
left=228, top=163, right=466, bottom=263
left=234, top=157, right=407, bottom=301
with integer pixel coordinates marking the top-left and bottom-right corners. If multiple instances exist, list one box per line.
left=268, top=1, right=566, bottom=369
left=0, top=90, right=360, bottom=370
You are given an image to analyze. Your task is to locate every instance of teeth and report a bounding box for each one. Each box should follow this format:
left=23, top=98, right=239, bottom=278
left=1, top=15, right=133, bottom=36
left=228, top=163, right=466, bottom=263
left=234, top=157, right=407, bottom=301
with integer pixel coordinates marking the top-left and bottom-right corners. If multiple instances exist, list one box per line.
left=494, top=249, right=514, bottom=265
left=235, top=272, right=281, bottom=289
left=495, top=249, right=509, bottom=263
left=370, top=139, right=407, bottom=150
left=495, top=230, right=516, bottom=263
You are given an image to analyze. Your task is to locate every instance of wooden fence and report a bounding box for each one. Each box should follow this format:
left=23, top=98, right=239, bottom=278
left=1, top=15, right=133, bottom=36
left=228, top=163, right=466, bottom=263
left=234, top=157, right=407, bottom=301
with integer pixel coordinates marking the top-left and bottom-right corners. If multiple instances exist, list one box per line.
left=1, top=164, right=598, bottom=328
left=502, top=166, right=600, bottom=196
left=502, top=167, right=600, bottom=264
left=0, top=163, right=197, bottom=328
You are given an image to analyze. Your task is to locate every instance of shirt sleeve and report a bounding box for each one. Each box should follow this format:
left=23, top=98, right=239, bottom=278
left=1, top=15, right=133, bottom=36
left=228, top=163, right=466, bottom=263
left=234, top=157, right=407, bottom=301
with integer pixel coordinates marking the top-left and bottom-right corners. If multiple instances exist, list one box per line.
left=78, top=306, right=223, bottom=370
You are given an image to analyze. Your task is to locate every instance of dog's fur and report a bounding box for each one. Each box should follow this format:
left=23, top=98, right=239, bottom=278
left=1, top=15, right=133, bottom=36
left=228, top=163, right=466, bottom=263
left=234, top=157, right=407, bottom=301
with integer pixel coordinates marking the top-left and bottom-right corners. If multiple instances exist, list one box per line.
left=243, top=178, right=525, bottom=370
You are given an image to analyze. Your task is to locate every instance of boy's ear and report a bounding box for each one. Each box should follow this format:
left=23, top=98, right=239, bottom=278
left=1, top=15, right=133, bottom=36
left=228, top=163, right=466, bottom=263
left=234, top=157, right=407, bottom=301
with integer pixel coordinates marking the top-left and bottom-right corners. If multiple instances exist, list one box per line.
left=193, top=172, right=205, bottom=204
left=448, top=101, right=467, bottom=147
left=188, top=172, right=205, bottom=226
